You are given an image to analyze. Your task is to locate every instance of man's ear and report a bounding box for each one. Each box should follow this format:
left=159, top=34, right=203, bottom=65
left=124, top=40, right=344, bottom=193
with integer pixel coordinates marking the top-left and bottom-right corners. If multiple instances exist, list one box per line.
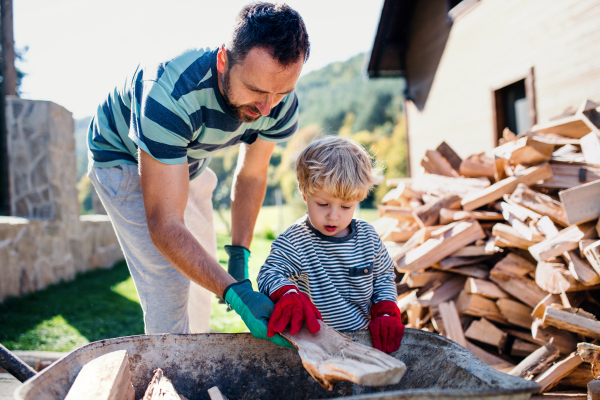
left=217, top=45, right=227, bottom=74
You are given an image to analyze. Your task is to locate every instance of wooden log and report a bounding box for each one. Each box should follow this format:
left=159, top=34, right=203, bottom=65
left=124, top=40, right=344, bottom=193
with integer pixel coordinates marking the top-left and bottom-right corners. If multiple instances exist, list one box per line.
left=508, top=136, right=555, bottom=166
left=529, top=222, right=597, bottom=262
left=583, top=240, right=600, bottom=278
left=535, top=261, right=596, bottom=294
left=65, top=350, right=135, bottom=400
left=531, top=113, right=599, bottom=139
left=534, top=352, right=584, bottom=393
left=460, top=153, right=496, bottom=178
left=455, top=291, right=507, bottom=324
left=412, top=195, right=461, bottom=227
left=439, top=208, right=503, bottom=225
left=541, top=305, right=600, bottom=340
left=492, top=223, right=537, bottom=249
left=281, top=320, right=406, bottom=390
left=397, top=219, right=486, bottom=273
left=577, top=342, right=600, bottom=379
left=495, top=298, right=533, bottom=329
left=416, top=275, right=467, bottom=307
left=464, top=318, right=507, bottom=349
left=142, top=368, right=188, bottom=400
left=436, top=141, right=462, bottom=172
left=438, top=301, right=467, bottom=347
left=408, top=174, right=491, bottom=198
left=559, top=180, right=600, bottom=225
left=537, top=163, right=600, bottom=191
left=207, top=387, right=229, bottom=400
left=508, top=343, right=560, bottom=378
left=531, top=319, right=578, bottom=355
left=465, top=341, right=515, bottom=371
left=422, top=150, right=460, bottom=177
left=461, top=163, right=553, bottom=211
left=464, top=278, right=508, bottom=299
left=581, top=132, right=600, bottom=166
left=511, top=339, right=540, bottom=357
left=509, top=183, right=568, bottom=226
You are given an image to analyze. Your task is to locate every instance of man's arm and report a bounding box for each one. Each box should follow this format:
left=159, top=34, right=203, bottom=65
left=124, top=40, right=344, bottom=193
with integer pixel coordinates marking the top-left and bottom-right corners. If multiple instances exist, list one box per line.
left=138, top=148, right=235, bottom=297
left=230, top=138, right=277, bottom=249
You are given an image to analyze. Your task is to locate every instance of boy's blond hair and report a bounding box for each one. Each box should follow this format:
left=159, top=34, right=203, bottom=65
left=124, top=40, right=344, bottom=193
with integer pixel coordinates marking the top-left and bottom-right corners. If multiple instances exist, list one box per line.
left=296, top=135, right=380, bottom=201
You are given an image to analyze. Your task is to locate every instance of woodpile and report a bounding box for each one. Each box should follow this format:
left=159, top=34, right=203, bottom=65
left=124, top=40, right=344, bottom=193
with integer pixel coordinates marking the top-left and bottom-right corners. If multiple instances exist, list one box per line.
left=376, top=99, right=600, bottom=394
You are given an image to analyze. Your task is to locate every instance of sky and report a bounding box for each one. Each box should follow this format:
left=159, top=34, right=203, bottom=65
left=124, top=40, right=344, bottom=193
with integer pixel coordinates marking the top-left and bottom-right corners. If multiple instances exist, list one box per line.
left=13, top=0, right=385, bottom=119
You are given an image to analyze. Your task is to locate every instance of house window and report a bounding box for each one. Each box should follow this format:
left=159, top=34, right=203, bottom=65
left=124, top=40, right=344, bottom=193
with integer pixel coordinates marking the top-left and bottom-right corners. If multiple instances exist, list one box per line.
left=492, top=69, right=537, bottom=144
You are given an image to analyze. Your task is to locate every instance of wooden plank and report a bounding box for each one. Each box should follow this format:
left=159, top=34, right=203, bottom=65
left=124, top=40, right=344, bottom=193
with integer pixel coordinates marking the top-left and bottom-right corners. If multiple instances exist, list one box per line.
left=422, top=150, right=460, bottom=177
left=460, top=153, right=496, bottom=178
left=438, top=301, right=467, bottom=347
left=465, top=341, right=515, bottom=371
left=65, top=350, right=135, bottom=400
left=534, top=353, right=584, bottom=393
left=492, top=223, right=537, bottom=249
left=529, top=222, right=597, bottom=262
left=531, top=319, right=578, bottom=355
left=390, top=225, right=443, bottom=265
left=511, top=339, right=540, bottom=357
left=509, top=183, right=568, bottom=226
left=564, top=250, right=600, bottom=286
left=462, top=163, right=553, bottom=211
left=436, top=141, right=462, bottom=172
left=531, top=113, right=596, bottom=139
left=508, top=136, right=555, bottom=166
left=559, top=180, right=600, bottom=225
left=580, top=132, right=600, bottom=166
left=535, top=261, right=595, bottom=294
left=397, top=219, right=486, bottom=273
left=416, top=275, right=467, bottom=307
left=464, top=318, right=507, bottom=349
left=541, top=305, right=600, bottom=340
left=455, top=291, right=507, bottom=324
left=281, top=320, right=406, bottom=390
left=208, top=387, right=229, bottom=400
left=412, top=195, right=461, bottom=227
left=508, top=343, right=560, bottom=378
left=439, top=208, right=503, bottom=225
left=142, top=368, right=188, bottom=400
left=496, top=298, right=534, bottom=329
left=537, top=163, right=600, bottom=190
left=464, top=278, right=508, bottom=299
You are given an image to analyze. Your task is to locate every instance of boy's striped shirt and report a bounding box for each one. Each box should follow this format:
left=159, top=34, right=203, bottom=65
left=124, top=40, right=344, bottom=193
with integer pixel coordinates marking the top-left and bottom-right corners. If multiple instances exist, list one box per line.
left=87, top=47, right=299, bottom=179
left=257, top=216, right=397, bottom=331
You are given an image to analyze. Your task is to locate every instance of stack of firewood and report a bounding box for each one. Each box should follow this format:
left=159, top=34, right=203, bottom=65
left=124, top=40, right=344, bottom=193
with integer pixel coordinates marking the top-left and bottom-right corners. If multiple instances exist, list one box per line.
left=374, top=99, right=600, bottom=394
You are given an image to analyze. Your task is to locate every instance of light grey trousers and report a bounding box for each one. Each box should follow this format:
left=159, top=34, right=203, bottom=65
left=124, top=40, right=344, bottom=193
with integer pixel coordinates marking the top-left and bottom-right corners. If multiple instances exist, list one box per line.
left=88, top=164, right=217, bottom=334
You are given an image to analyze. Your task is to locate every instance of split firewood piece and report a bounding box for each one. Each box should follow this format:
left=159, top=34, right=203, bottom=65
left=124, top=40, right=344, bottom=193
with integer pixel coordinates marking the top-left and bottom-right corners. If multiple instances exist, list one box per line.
left=534, top=352, right=584, bottom=392
left=416, top=275, right=467, bottom=307
left=461, top=163, right=553, bottom=211
left=564, top=250, right=600, bottom=286
left=207, top=386, right=229, bottom=400
left=492, top=223, right=538, bottom=249
left=559, top=364, right=595, bottom=388
left=529, top=222, right=597, bottom=262
left=539, top=163, right=600, bottom=190
left=389, top=225, right=443, bottom=265
left=281, top=320, right=406, bottom=390
left=559, top=180, right=600, bottom=225
left=377, top=205, right=415, bottom=222
left=455, top=291, right=507, bottom=324
left=500, top=198, right=543, bottom=224
left=531, top=318, right=578, bottom=355
left=577, top=342, right=600, bottom=379
left=508, top=342, right=560, bottom=378
left=382, top=183, right=424, bottom=206
left=403, top=270, right=452, bottom=288
left=449, top=245, right=492, bottom=257
left=441, top=264, right=490, bottom=280
left=465, top=341, right=515, bottom=372
left=65, top=350, right=135, bottom=400
left=532, top=294, right=562, bottom=319
left=397, top=219, right=486, bottom=273
left=490, top=258, right=548, bottom=308
left=583, top=240, right=600, bottom=277
left=459, top=153, right=496, bottom=179
left=531, top=112, right=599, bottom=139
left=536, top=216, right=560, bottom=239
left=464, top=278, right=508, bottom=299
left=421, top=150, right=460, bottom=177
left=493, top=252, right=536, bottom=277
left=371, top=217, right=398, bottom=237
left=464, top=318, right=506, bottom=349
left=581, top=131, right=600, bottom=166
left=142, top=369, right=188, bottom=400
left=381, top=226, right=419, bottom=243
left=507, top=136, right=555, bottom=166
left=438, top=301, right=467, bottom=347
left=436, top=141, right=462, bottom=172
left=408, top=174, right=490, bottom=198
left=541, top=304, right=600, bottom=340
left=438, top=256, right=489, bottom=270
left=439, top=208, right=503, bottom=225
left=535, top=261, right=597, bottom=294
left=496, top=298, right=533, bottom=329
left=412, top=195, right=461, bottom=227
left=511, top=340, right=540, bottom=357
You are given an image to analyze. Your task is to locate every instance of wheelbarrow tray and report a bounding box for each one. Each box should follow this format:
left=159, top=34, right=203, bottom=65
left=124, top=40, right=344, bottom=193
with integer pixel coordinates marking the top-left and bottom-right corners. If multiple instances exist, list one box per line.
left=15, top=328, right=539, bottom=400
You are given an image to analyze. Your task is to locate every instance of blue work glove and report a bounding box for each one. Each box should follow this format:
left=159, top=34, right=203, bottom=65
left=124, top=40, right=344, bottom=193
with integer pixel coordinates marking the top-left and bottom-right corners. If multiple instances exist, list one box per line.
left=224, top=280, right=295, bottom=349
left=224, top=245, right=250, bottom=282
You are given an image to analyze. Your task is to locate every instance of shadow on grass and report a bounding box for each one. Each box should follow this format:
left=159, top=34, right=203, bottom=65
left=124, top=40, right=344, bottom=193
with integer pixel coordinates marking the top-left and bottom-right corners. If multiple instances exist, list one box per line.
left=0, top=261, right=144, bottom=351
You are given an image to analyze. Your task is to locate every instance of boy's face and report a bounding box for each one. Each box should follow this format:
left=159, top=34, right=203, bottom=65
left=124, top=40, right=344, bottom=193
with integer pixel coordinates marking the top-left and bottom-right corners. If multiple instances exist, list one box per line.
left=302, top=190, right=359, bottom=238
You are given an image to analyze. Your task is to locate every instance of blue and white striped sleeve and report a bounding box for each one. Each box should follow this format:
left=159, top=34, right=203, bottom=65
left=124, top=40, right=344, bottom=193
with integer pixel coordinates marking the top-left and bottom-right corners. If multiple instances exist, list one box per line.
left=371, top=236, right=398, bottom=304
left=258, top=92, right=299, bottom=143
left=257, top=235, right=303, bottom=297
left=129, top=80, right=193, bottom=165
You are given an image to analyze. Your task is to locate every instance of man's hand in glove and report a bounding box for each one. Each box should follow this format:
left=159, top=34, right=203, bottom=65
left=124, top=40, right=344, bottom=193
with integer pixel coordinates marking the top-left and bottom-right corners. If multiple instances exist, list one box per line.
left=369, top=300, right=405, bottom=354
left=267, top=285, right=322, bottom=337
left=224, top=245, right=250, bottom=282
left=223, top=280, right=294, bottom=349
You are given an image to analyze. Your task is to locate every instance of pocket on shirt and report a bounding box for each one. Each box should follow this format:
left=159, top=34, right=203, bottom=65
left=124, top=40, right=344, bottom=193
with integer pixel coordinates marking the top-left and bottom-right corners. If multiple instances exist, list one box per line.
left=346, top=263, right=374, bottom=298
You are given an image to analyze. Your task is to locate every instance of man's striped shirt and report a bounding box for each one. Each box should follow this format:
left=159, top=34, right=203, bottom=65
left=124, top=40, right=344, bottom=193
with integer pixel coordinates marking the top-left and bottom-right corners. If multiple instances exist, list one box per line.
left=257, top=216, right=397, bottom=331
left=87, top=47, right=299, bottom=179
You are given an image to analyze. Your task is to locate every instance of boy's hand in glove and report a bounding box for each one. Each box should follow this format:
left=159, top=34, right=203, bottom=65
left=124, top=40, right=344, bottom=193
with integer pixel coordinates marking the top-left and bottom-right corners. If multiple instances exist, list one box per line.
left=267, top=285, right=322, bottom=337
left=369, top=300, right=405, bottom=354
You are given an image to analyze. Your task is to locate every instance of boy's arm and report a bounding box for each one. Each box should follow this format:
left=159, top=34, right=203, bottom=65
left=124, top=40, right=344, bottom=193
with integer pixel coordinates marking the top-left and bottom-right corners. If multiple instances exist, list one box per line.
left=371, top=237, right=398, bottom=304
left=257, top=235, right=303, bottom=297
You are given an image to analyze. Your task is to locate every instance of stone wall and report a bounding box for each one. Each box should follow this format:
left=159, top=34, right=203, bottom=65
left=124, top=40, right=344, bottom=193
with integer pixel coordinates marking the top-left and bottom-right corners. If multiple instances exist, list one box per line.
left=0, top=98, right=123, bottom=303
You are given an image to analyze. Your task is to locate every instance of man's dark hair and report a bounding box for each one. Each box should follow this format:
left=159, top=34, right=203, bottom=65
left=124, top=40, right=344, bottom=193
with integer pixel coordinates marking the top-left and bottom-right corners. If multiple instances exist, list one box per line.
left=227, top=2, right=310, bottom=68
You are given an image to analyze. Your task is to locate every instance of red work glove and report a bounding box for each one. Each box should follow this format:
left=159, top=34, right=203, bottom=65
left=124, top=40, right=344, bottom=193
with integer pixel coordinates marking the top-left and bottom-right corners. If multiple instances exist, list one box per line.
left=369, top=300, right=405, bottom=354
left=267, top=285, right=322, bottom=337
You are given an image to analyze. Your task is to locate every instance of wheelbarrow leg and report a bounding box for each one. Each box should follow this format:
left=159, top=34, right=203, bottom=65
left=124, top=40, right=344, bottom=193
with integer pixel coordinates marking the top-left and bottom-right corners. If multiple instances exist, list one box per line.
left=0, top=343, right=36, bottom=383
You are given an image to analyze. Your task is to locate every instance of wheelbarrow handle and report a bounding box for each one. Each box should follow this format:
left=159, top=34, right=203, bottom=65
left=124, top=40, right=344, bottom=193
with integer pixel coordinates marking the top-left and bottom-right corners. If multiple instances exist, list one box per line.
left=0, top=343, right=37, bottom=383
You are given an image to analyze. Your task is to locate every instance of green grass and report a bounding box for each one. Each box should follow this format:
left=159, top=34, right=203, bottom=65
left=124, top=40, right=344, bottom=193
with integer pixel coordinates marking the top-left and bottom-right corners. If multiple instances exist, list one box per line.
left=0, top=206, right=379, bottom=351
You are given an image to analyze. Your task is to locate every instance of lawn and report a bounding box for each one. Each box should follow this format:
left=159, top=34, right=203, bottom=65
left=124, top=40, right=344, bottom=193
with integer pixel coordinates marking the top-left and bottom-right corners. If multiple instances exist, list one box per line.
left=0, top=206, right=379, bottom=351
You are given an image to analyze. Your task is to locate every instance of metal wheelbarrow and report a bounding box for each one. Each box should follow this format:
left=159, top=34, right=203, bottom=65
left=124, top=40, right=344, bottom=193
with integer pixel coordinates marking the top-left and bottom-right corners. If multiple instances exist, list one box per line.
left=3, top=328, right=540, bottom=400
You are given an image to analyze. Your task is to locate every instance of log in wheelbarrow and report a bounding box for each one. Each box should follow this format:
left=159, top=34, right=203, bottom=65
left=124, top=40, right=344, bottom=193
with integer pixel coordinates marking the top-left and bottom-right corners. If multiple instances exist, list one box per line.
left=2, top=329, right=540, bottom=400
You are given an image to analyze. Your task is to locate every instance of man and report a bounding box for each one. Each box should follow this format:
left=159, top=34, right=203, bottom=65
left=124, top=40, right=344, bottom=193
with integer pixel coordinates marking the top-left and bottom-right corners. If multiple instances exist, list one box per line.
left=86, top=2, right=310, bottom=347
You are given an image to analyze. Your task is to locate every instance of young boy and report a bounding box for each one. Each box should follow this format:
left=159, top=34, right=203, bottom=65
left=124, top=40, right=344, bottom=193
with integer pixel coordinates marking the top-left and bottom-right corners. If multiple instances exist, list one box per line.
left=257, top=136, right=404, bottom=354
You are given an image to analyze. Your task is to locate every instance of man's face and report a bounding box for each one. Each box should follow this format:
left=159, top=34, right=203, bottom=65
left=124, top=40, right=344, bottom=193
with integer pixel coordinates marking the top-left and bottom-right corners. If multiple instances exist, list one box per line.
left=217, top=47, right=304, bottom=122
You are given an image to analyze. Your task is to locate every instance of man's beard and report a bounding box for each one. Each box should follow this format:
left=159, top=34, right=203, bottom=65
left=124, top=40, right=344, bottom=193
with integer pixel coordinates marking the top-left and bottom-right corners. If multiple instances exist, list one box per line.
left=221, top=69, right=262, bottom=123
